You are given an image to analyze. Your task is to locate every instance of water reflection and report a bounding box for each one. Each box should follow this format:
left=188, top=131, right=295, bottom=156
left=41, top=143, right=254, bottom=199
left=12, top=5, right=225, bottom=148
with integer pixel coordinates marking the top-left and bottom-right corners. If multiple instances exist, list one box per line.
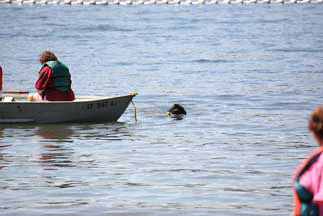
left=36, top=125, right=75, bottom=168
left=0, top=128, right=10, bottom=170
left=0, top=128, right=4, bottom=139
left=36, top=125, right=74, bottom=142
left=75, top=122, right=132, bottom=141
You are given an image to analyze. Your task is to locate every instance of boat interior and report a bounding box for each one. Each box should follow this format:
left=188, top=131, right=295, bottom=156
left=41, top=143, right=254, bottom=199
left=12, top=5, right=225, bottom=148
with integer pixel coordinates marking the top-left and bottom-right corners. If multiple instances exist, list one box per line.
left=0, top=95, right=111, bottom=102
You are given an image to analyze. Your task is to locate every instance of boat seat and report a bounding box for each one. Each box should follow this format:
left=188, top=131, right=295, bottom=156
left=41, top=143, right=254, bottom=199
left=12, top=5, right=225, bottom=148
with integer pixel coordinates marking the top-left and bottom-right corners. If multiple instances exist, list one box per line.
left=1, top=96, right=15, bottom=102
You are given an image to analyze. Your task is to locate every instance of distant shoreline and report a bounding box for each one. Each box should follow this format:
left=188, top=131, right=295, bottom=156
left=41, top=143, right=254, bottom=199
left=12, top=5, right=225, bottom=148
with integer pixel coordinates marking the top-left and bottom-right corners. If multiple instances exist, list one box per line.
left=0, top=0, right=322, bottom=6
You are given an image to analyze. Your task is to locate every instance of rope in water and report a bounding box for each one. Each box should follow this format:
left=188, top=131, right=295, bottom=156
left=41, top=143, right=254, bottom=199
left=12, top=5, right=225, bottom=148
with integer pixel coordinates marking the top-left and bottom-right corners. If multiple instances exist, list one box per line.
left=131, top=100, right=137, bottom=122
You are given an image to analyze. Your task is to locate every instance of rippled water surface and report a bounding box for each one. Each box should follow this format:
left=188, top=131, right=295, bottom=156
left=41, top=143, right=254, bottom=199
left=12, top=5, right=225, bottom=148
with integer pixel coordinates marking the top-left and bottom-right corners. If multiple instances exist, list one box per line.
left=1, top=3, right=323, bottom=215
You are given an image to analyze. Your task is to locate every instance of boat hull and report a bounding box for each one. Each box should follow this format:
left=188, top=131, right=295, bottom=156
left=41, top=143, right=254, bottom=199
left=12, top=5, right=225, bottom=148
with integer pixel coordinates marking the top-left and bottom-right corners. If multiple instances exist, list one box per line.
left=0, top=94, right=135, bottom=124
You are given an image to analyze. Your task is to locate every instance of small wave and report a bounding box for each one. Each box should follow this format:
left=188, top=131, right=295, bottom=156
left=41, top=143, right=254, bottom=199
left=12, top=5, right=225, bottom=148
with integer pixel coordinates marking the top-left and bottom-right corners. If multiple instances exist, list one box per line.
left=0, top=32, right=51, bottom=39
left=224, top=187, right=256, bottom=193
left=44, top=200, right=89, bottom=206
left=78, top=24, right=133, bottom=33
left=125, top=182, right=151, bottom=187
left=258, top=18, right=290, bottom=24
left=272, top=48, right=323, bottom=53
left=184, top=183, right=207, bottom=188
left=192, top=58, right=230, bottom=64
left=51, top=182, right=80, bottom=189
left=269, top=101, right=311, bottom=108
left=148, top=168, right=204, bottom=173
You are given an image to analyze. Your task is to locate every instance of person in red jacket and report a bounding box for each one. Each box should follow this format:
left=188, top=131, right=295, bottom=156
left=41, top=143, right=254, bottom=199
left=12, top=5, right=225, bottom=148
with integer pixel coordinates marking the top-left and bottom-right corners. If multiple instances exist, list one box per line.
left=28, top=51, right=75, bottom=101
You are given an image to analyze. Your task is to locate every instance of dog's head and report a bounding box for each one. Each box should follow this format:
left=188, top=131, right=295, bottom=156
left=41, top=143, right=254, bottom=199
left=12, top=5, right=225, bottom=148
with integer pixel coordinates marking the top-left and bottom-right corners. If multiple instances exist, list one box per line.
left=164, top=104, right=186, bottom=119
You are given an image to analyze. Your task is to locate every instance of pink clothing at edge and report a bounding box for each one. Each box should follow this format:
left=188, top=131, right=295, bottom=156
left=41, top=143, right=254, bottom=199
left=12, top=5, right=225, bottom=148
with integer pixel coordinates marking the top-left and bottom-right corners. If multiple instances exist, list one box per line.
left=299, top=153, right=323, bottom=214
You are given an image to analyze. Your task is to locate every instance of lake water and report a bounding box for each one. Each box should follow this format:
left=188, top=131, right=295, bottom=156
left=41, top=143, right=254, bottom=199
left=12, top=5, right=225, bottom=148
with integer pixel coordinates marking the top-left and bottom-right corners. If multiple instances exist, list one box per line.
left=1, top=3, right=323, bottom=215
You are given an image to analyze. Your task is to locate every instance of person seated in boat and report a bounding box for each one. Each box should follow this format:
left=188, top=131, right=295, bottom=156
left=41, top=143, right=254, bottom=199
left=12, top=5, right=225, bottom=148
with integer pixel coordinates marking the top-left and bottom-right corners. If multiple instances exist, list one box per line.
left=292, top=106, right=323, bottom=216
left=28, top=51, right=75, bottom=102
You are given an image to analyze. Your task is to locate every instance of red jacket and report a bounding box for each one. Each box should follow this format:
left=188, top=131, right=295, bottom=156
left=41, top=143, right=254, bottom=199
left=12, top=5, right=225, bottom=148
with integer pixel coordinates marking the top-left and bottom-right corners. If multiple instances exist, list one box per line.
left=35, top=66, right=75, bottom=101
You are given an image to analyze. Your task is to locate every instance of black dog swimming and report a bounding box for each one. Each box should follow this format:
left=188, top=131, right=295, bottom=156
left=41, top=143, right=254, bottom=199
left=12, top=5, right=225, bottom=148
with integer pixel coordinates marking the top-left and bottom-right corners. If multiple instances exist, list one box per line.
left=165, top=104, right=187, bottom=119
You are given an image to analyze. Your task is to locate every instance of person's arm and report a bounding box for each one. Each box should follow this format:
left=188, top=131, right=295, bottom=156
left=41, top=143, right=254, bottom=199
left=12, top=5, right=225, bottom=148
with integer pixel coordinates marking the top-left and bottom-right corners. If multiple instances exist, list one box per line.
left=35, top=66, right=52, bottom=93
left=292, top=188, right=301, bottom=216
